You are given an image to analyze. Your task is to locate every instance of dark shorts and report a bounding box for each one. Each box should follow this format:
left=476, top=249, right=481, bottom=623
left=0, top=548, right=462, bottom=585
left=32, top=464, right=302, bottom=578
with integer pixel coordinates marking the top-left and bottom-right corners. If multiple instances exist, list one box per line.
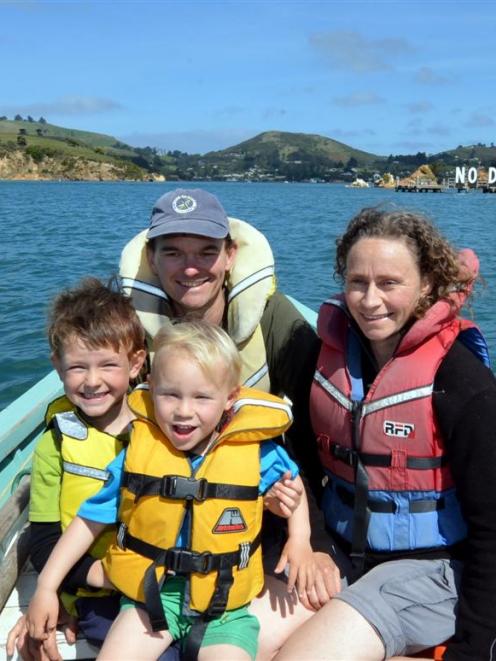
left=75, top=594, right=121, bottom=646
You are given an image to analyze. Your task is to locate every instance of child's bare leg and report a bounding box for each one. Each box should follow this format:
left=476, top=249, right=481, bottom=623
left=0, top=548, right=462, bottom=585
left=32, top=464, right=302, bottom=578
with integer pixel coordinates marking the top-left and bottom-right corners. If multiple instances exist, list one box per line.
left=97, top=606, right=173, bottom=661
left=199, top=644, right=251, bottom=661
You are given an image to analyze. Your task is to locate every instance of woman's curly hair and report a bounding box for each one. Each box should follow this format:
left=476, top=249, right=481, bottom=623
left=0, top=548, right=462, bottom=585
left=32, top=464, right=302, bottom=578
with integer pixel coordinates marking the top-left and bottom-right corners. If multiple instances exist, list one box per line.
left=335, top=207, right=474, bottom=317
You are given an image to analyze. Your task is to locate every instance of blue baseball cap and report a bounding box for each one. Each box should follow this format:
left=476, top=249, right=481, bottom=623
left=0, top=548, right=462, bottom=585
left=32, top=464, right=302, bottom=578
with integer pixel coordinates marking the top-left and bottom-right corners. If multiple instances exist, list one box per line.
left=147, top=189, right=230, bottom=240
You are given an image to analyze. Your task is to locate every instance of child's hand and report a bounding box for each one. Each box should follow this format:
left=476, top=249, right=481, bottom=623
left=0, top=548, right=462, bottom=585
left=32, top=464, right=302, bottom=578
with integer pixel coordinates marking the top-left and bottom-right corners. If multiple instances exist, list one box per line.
left=263, top=471, right=303, bottom=518
left=274, top=538, right=316, bottom=601
left=26, top=586, right=60, bottom=641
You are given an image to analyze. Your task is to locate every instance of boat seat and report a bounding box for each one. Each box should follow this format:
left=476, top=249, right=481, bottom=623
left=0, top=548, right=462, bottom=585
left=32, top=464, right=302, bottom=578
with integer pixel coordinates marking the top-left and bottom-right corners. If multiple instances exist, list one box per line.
left=412, top=643, right=447, bottom=659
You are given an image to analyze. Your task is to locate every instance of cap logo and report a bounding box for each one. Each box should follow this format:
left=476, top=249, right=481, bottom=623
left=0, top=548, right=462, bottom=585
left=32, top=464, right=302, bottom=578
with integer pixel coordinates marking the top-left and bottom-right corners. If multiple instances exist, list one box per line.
left=172, top=194, right=197, bottom=214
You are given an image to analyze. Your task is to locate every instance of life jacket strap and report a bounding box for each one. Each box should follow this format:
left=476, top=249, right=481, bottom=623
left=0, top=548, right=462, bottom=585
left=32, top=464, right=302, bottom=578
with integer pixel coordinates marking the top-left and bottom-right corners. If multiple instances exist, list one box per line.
left=118, top=526, right=260, bottom=640
left=330, top=444, right=448, bottom=470
left=349, top=402, right=369, bottom=582
left=335, top=484, right=447, bottom=513
left=117, top=525, right=261, bottom=574
left=123, top=471, right=259, bottom=503
left=182, top=565, right=235, bottom=661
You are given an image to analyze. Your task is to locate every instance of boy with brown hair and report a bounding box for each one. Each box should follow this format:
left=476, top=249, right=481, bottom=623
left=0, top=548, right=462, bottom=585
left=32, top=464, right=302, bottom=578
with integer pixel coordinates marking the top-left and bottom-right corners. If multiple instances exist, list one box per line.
left=7, top=277, right=146, bottom=658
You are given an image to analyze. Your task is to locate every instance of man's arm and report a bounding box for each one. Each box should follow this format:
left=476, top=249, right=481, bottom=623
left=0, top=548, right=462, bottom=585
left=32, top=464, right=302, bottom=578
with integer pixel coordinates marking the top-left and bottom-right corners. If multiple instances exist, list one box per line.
left=261, top=291, right=324, bottom=501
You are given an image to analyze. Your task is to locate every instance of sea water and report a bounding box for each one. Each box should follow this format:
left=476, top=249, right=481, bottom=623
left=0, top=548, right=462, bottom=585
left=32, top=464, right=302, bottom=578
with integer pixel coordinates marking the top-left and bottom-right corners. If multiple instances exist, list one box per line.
left=1, top=180, right=495, bottom=411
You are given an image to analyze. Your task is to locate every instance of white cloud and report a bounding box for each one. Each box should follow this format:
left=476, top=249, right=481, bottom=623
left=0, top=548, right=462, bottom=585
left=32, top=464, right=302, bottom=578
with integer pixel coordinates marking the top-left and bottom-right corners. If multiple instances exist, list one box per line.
left=310, top=30, right=415, bottom=73
left=0, top=96, right=122, bottom=117
left=393, top=140, right=435, bottom=151
left=426, top=122, right=451, bottom=136
left=262, top=107, right=287, bottom=119
left=333, top=91, right=385, bottom=107
left=329, top=128, right=376, bottom=138
left=414, top=67, right=450, bottom=85
left=465, top=112, right=495, bottom=128
left=405, top=101, right=433, bottom=113
left=120, top=128, right=256, bottom=154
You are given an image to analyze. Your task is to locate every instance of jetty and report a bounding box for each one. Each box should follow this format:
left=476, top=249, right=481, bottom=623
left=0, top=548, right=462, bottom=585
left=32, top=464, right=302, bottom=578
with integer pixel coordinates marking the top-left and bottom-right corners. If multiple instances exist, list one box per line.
left=395, top=180, right=442, bottom=193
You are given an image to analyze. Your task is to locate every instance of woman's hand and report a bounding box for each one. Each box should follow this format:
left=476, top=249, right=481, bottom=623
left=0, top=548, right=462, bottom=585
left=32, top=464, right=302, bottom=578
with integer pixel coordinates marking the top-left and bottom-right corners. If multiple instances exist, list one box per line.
left=298, top=551, right=341, bottom=611
left=6, top=606, right=78, bottom=660
left=263, top=471, right=303, bottom=518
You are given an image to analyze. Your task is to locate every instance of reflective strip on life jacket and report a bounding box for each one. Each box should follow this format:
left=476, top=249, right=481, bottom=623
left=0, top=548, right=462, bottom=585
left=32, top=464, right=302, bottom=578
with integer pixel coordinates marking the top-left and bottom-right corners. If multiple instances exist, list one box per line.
left=121, top=276, right=169, bottom=301
left=314, top=370, right=434, bottom=417
left=62, top=461, right=110, bottom=482
left=244, top=363, right=269, bottom=388
left=228, top=265, right=275, bottom=301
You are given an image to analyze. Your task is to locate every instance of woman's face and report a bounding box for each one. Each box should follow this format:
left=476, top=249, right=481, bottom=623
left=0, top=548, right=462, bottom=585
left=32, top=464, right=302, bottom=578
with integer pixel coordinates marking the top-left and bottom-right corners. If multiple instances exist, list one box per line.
left=344, top=237, right=431, bottom=364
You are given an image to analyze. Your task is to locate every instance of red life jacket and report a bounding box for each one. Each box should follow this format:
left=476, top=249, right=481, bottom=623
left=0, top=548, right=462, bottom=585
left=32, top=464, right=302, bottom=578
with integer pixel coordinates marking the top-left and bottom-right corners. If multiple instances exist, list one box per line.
left=310, top=294, right=479, bottom=560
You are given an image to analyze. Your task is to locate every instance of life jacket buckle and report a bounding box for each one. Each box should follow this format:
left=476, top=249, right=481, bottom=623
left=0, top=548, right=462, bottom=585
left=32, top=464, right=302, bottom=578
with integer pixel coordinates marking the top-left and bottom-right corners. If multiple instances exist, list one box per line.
left=161, top=476, right=208, bottom=501
left=165, top=547, right=214, bottom=574
left=332, top=443, right=356, bottom=467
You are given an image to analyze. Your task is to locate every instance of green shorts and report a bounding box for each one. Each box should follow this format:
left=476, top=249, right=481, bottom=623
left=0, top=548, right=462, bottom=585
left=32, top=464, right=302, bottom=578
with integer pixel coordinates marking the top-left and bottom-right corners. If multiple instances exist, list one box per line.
left=121, top=576, right=259, bottom=659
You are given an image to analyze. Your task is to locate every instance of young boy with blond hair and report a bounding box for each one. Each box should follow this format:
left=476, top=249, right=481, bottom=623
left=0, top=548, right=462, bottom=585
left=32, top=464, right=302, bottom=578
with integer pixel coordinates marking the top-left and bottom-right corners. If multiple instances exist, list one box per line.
left=26, top=320, right=316, bottom=661
left=7, top=277, right=146, bottom=658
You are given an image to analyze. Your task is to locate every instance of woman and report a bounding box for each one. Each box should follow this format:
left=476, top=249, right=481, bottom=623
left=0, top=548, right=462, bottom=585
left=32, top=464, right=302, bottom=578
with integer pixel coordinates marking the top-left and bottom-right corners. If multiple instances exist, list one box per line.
left=275, top=207, right=496, bottom=660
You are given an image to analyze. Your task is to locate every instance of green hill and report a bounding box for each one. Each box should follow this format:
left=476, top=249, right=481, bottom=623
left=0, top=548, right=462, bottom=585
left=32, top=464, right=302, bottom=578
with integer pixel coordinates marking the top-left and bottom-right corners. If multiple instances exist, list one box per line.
left=214, top=130, right=381, bottom=165
left=0, top=118, right=175, bottom=180
left=0, top=118, right=137, bottom=158
left=434, top=143, right=496, bottom=166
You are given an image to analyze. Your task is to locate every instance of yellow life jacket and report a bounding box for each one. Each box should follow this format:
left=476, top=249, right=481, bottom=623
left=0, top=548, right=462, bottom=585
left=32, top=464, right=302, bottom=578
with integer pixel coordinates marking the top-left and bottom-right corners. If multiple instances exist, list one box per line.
left=45, top=396, right=125, bottom=604
left=102, top=386, right=292, bottom=630
left=119, top=218, right=275, bottom=391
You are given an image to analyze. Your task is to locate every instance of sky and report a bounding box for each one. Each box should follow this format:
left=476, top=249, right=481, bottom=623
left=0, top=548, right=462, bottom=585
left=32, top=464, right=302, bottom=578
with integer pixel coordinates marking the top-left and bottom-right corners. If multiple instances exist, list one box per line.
left=1, top=0, right=495, bottom=156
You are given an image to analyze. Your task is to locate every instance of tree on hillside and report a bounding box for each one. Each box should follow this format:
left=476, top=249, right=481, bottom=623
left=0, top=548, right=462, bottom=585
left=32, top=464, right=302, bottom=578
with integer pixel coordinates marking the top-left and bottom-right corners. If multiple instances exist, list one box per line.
left=27, top=115, right=34, bottom=123
left=0, top=115, right=7, bottom=121
left=14, top=114, right=23, bottom=121
left=39, top=117, right=47, bottom=124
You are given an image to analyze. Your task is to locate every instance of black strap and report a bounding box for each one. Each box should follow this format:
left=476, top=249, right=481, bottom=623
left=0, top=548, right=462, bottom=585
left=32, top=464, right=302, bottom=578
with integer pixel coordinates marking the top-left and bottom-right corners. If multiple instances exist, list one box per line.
left=123, top=471, right=259, bottom=503
left=331, top=444, right=448, bottom=470
left=118, top=528, right=261, bottom=573
left=349, top=401, right=370, bottom=582
left=117, top=526, right=261, bottom=635
left=182, top=566, right=235, bottom=661
left=182, top=620, right=210, bottom=661
left=336, top=484, right=446, bottom=514
left=410, top=498, right=445, bottom=513
left=143, top=560, right=168, bottom=632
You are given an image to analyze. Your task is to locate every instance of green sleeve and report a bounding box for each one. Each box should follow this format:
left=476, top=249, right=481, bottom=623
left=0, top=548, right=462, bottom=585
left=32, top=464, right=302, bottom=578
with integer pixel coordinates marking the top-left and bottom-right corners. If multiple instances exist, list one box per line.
left=260, top=290, right=320, bottom=403
left=260, top=291, right=326, bottom=503
left=29, top=428, right=63, bottom=522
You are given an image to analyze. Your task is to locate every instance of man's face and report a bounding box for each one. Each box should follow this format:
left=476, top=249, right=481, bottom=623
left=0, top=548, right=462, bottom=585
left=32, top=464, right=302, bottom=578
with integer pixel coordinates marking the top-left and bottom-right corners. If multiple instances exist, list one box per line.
left=147, top=234, right=237, bottom=321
